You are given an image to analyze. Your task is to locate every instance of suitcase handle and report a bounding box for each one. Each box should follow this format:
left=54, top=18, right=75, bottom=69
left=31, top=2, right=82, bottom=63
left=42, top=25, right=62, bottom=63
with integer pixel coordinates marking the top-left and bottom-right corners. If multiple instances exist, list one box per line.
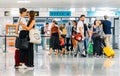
left=101, top=43, right=105, bottom=48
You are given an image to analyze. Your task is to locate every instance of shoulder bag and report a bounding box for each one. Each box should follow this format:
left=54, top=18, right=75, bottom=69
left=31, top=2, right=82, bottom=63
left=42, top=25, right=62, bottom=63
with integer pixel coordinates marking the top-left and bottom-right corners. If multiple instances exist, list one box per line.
left=29, top=28, right=41, bottom=44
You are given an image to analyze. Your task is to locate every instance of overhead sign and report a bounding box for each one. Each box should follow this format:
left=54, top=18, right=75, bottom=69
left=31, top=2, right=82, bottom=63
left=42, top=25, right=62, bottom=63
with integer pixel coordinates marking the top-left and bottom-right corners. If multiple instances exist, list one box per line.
left=115, top=11, right=120, bottom=16
left=50, top=11, right=71, bottom=17
left=27, top=11, right=39, bottom=16
left=4, top=11, right=10, bottom=16
left=87, top=11, right=116, bottom=16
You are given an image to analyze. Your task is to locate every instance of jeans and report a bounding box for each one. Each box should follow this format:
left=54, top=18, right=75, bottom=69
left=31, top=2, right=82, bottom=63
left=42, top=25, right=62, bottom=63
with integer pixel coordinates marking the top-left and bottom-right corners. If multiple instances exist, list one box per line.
left=75, top=41, right=84, bottom=54
left=84, top=37, right=89, bottom=50
left=66, top=38, right=72, bottom=51
left=34, top=44, right=38, bottom=53
left=41, top=35, right=45, bottom=49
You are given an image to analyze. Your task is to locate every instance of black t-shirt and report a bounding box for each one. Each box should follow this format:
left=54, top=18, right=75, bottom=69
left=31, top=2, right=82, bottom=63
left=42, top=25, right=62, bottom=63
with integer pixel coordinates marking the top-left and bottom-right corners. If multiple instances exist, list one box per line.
left=72, top=26, right=77, bottom=34
left=84, top=24, right=88, bottom=36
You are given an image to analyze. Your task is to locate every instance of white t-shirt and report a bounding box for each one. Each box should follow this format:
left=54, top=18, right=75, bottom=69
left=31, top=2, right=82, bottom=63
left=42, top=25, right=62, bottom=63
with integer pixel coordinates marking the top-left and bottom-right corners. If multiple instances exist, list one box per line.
left=17, top=17, right=27, bottom=31
left=44, top=26, right=50, bottom=35
left=77, top=20, right=84, bottom=34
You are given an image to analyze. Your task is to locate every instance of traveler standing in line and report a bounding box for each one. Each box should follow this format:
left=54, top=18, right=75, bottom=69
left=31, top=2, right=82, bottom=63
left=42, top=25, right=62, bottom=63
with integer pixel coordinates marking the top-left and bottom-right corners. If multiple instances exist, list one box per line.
left=15, top=8, right=28, bottom=69
left=92, top=20, right=104, bottom=57
left=19, top=11, right=35, bottom=68
left=41, top=23, right=49, bottom=50
left=74, top=15, right=87, bottom=57
left=48, top=21, right=60, bottom=56
left=44, top=23, right=50, bottom=49
left=71, top=20, right=77, bottom=53
left=59, top=35, right=66, bottom=56
left=83, top=23, right=90, bottom=51
left=66, top=22, right=72, bottom=54
left=102, top=15, right=112, bottom=47
left=59, top=24, right=67, bottom=38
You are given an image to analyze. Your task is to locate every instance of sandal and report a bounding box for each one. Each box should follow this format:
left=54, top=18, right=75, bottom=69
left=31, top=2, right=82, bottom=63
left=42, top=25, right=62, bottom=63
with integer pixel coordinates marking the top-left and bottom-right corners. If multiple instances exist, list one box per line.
left=55, top=51, right=58, bottom=56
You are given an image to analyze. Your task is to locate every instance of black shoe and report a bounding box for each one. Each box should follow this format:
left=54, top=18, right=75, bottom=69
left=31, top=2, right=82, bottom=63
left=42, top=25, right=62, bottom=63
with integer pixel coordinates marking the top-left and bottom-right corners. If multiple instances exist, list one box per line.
left=74, top=54, right=77, bottom=57
left=70, top=53, right=73, bottom=56
left=81, top=54, right=86, bottom=57
left=26, top=65, right=34, bottom=67
left=15, top=65, right=19, bottom=69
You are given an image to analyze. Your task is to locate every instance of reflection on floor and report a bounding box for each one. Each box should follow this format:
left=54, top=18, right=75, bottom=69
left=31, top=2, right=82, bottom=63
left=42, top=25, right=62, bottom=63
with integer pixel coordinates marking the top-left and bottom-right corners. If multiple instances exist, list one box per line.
left=0, top=50, right=120, bottom=76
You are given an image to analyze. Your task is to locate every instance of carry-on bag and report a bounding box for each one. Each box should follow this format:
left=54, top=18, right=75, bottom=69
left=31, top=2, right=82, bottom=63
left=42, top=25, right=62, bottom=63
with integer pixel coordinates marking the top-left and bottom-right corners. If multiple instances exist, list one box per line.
left=29, top=28, right=41, bottom=44
left=75, top=33, right=82, bottom=41
left=87, top=42, right=93, bottom=54
left=15, top=37, right=29, bottom=50
left=14, top=49, right=20, bottom=67
left=103, top=46, right=115, bottom=57
left=14, top=49, right=27, bottom=68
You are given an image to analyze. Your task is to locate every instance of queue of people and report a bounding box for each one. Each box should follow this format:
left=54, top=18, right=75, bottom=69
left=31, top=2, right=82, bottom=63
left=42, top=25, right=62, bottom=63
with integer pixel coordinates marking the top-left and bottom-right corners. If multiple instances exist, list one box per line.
left=48, top=15, right=112, bottom=58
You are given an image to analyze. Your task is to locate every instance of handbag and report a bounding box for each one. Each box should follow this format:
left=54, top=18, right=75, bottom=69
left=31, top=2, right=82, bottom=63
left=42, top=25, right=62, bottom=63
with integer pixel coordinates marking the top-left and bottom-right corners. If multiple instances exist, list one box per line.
left=15, top=37, right=29, bottom=50
left=29, top=28, right=41, bottom=44
left=60, top=38, right=65, bottom=46
left=15, top=30, right=29, bottom=50
left=87, top=42, right=93, bottom=54
left=75, top=33, right=82, bottom=41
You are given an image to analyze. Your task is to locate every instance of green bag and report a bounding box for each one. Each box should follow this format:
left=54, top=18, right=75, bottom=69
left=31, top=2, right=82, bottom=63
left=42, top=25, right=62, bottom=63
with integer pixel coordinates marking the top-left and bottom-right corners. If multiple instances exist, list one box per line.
left=87, top=42, right=93, bottom=54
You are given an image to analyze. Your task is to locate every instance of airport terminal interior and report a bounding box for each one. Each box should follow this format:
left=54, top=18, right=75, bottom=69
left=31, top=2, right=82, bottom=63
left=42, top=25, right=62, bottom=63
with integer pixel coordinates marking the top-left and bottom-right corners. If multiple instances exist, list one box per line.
left=0, top=0, right=120, bottom=76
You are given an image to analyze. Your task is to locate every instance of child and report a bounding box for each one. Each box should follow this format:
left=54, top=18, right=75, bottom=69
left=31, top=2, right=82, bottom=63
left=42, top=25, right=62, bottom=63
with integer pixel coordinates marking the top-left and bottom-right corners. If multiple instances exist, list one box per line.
left=59, top=35, right=66, bottom=56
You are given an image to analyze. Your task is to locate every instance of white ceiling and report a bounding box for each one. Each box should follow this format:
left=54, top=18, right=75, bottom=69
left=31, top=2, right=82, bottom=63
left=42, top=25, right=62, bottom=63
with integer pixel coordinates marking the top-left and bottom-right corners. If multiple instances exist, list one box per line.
left=0, top=0, right=119, bottom=8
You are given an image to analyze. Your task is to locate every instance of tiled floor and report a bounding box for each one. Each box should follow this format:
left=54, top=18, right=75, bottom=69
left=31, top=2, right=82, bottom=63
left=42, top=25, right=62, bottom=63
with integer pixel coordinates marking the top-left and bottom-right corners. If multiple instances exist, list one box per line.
left=0, top=49, right=120, bottom=76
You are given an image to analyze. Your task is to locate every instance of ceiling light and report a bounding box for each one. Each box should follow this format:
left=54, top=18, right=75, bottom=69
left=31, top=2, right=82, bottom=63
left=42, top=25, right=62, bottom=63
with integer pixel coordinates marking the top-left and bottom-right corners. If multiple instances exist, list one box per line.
left=70, top=8, right=75, bottom=12
left=17, top=0, right=30, bottom=3
left=98, top=7, right=117, bottom=11
left=82, top=8, right=87, bottom=11
left=91, top=7, right=95, bottom=11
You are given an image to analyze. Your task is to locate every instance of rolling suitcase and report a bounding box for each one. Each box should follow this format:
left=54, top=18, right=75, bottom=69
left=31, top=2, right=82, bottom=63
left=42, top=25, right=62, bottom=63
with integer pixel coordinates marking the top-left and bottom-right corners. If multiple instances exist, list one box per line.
left=14, top=49, right=20, bottom=67
left=15, top=49, right=27, bottom=67
left=103, top=47, right=115, bottom=57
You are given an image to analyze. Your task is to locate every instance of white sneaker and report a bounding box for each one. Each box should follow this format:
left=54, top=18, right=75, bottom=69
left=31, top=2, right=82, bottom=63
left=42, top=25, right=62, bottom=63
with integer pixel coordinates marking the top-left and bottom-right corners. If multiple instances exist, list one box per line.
left=18, top=64, right=27, bottom=69
left=27, top=67, right=34, bottom=70
left=18, top=69, right=28, bottom=74
left=15, top=66, right=19, bottom=69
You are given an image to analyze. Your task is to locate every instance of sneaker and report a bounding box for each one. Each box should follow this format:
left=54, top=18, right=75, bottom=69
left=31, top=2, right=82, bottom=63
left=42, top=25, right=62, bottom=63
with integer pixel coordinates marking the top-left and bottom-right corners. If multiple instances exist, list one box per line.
left=74, top=54, right=77, bottom=57
left=70, top=52, right=73, bottom=56
left=18, top=69, right=28, bottom=74
left=81, top=54, right=87, bottom=57
left=18, top=64, right=27, bottom=69
left=15, top=66, right=19, bottom=69
left=27, top=67, right=34, bottom=70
